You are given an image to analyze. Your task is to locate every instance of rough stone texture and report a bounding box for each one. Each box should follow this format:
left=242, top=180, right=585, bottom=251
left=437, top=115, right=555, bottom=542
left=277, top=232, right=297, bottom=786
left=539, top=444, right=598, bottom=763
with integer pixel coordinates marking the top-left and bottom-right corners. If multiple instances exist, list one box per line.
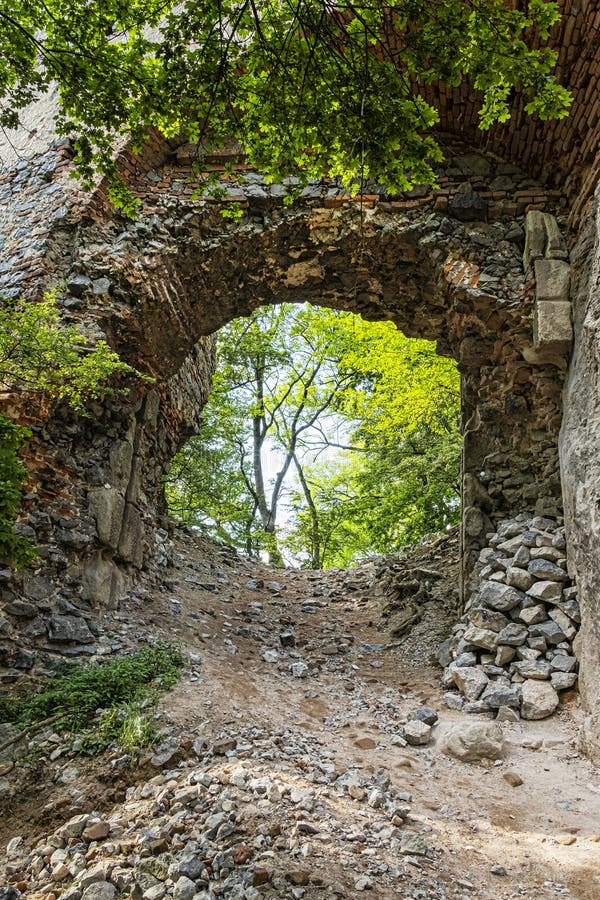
left=402, top=720, right=432, bottom=746
left=533, top=298, right=573, bottom=356
left=440, top=723, right=504, bottom=762
left=2, top=6, right=600, bottom=754
left=422, top=2, right=600, bottom=228
left=534, top=259, right=571, bottom=303
left=443, top=516, right=578, bottom=719
left=520, top=679, right=560, bottom=720
left=525, top=215, right=573, bottom=361
left=0, top=133, right=570, bottom=674
left=451, top=666, right=488, bottom=701
left=560, top=181, right=600, bottom=762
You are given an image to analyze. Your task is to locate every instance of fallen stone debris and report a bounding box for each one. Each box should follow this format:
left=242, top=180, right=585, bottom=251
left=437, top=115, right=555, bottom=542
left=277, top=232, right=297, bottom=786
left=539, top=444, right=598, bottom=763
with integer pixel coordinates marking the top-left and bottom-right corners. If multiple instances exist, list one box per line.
left=1, top=527, right=599, bottom=899
left=439, top=516, right=578, bottom=721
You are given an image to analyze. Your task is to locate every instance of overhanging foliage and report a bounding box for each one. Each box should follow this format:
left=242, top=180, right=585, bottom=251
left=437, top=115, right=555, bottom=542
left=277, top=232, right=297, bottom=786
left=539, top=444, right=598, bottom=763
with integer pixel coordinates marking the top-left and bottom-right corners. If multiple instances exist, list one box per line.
left=0, top=1, right=571, bottom=210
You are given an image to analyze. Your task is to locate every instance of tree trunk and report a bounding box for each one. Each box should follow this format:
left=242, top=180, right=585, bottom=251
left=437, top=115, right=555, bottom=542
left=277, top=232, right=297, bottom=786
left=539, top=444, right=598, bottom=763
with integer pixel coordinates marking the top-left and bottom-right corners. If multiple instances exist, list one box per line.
left=293, top=453, right=321, bottom=569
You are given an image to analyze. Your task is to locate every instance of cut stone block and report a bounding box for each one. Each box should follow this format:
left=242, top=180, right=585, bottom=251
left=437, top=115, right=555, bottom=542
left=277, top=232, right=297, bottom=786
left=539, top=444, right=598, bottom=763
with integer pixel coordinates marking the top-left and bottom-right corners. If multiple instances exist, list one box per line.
left=533, top=299, right=573, bottom=355
left=534, top=259, right=571, bottom=303
left=523, top=210, right=547, bottom=272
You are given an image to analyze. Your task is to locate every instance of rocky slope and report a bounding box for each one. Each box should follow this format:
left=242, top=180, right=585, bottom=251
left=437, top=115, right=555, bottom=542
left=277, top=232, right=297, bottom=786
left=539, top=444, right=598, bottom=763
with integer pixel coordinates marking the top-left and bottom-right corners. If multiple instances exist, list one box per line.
left=1, top=529, right=600, bottom=900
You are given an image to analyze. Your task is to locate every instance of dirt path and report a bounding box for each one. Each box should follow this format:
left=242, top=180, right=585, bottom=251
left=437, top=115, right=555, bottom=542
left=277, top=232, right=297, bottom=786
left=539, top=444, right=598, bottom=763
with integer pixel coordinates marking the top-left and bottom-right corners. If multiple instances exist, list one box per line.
left=3, top=531, right=600, bottom=899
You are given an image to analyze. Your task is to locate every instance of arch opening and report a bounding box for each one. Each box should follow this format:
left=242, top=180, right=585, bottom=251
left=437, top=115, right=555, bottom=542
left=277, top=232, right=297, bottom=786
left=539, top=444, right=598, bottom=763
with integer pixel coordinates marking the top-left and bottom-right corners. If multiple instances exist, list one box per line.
left=164, top=303, right=462, bottom=570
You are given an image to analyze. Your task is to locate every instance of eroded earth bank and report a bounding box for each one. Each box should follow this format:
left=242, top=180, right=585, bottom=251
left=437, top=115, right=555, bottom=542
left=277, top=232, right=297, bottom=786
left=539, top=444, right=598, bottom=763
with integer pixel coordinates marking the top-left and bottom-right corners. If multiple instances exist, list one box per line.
left=1, top=528, right=600, bottom=900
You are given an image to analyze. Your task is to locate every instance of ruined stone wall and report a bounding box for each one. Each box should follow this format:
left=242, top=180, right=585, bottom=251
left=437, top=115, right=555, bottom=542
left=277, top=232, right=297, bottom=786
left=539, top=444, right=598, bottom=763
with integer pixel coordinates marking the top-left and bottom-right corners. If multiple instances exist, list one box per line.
left=560, top=182, right=600, bottom=762
left=425, top=0, right=600, bottom=226
left=0, top=133, right=573, bottom=677
left=1, top=0, right=599, bottom=756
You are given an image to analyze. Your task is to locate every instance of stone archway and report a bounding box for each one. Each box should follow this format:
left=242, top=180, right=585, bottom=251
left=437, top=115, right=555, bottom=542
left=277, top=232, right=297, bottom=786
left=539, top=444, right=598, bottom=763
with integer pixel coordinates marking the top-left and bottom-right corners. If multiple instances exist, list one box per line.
left=2, top=0, right=600, bottom=757
left=0, top=140, right=570, bottom=635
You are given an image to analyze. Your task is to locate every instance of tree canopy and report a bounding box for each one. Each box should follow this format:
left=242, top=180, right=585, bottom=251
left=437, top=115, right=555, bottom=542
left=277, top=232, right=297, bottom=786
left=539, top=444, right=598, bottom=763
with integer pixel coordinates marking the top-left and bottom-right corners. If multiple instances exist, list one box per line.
left=0, top=1, right=571, bottom=202
left=165, top=304, right=461, bottom=568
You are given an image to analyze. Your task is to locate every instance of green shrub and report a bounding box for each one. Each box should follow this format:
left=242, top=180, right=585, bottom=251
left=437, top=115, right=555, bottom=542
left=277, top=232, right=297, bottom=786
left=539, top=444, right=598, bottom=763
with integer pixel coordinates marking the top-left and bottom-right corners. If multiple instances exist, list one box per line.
left=0, top=643, right=185, bottom=754
left=0, top=294, right=148, bottom=566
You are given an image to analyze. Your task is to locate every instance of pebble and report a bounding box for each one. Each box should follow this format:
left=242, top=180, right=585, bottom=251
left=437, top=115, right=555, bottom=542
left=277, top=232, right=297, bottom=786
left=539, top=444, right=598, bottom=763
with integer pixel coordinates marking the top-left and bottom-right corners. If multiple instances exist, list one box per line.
left=503, top=770, right=524, bottom=787
left=0, top=516, right=589, bottom=900
left=403, top=720, right=432, bottom=746
left=290, top=662, right=309, bottom=678
left=411, top=707, right=438, bottom=725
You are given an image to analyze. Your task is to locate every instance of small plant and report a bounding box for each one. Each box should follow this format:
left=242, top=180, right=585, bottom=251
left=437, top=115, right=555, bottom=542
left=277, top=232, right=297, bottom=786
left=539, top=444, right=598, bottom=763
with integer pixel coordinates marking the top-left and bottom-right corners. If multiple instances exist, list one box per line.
left=79, top=700, right=160, bottom=755
left=0, top=643, right=185, bottom=755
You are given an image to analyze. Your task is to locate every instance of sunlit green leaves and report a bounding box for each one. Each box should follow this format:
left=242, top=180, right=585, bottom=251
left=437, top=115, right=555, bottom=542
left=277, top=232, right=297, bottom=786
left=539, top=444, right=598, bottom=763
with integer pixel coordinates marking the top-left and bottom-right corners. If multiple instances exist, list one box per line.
left=0, top=295, right=139, bottom=410
left=166, top=304, right=461, bottom=567
left=0, top=293, right=144, bottom=565
left=0, top=0, right=570, bottom=197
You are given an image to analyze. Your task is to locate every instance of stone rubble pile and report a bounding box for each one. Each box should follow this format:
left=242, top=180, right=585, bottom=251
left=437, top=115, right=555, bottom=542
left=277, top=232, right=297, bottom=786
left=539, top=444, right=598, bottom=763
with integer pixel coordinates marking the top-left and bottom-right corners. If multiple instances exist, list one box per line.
left=1, top=725, right=438, bottom=900
left=439, top=516, right=579, bottom=720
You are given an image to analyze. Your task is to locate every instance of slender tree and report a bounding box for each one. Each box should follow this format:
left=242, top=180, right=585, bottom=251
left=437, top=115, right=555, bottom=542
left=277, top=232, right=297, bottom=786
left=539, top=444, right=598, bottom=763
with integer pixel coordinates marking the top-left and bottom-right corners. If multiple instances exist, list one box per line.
left=165, top=305, right=355, bottom=563
left=166, top=305, right=461, bottom=566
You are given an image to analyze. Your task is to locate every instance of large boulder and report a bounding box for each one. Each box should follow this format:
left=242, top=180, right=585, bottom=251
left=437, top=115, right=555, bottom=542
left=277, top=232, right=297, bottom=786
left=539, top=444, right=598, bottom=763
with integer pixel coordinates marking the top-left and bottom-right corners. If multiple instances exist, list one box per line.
left=440, top=722, right=504, bottom=762
left=520, top=679, right=560, bottom=720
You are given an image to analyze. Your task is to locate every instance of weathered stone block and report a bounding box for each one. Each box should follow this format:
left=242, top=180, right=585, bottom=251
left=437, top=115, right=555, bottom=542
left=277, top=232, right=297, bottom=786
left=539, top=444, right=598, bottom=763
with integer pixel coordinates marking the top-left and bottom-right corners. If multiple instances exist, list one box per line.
left=451, top=665, right=489, bottom=700
left=468, top=607, right=510, bottom=633
left=81, top=552, right=125, bottom=608
left=478, top=581, right=525, bottom=612
left=118, top=504, right=144, bottom=567
left=480, top=681, right=521, bottom=709
left=48, top=614, right=94, bottom=644
left=523, top=210, right=547, bottom=272
left=533, top=299, right=573, bottom=354
left=462, top=624, right=500, bottom=651
left=448, top=184, right=487, bottom=221
left=523, top=211, right=569, bottom=275
left=109, top=440, right=134, bottom=490
left=534, top=259, right=570, bottom=303
left=89, top=487, right=125, bottom=550
left=440, top=722, right=504, bottom=762
left=21, top=572, right=55, bottom=601
left=520, top=679, right=559, bottom=720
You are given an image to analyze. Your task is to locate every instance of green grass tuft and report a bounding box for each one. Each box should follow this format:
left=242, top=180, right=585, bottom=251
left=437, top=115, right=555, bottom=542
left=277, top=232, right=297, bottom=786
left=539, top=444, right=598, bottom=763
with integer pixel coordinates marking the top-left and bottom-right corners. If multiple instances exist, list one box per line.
left=0, top=643, right=185, bottom=754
